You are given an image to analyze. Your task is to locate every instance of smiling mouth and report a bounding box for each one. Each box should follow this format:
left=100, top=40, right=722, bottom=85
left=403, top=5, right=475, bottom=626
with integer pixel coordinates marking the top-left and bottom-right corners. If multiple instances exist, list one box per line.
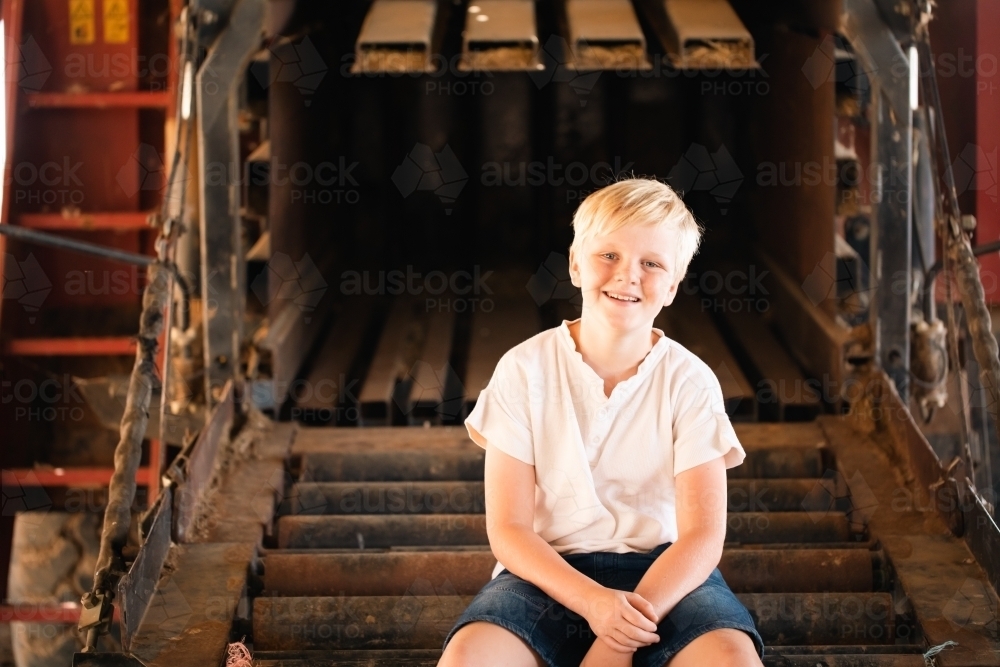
left=603, top=291, right=641, bottom=303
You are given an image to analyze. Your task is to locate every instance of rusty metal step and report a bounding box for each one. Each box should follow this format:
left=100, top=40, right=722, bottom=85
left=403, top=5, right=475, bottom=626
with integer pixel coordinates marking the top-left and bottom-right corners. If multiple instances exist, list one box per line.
left=252, top=593, right=902, bottom=651
left=285, top=481, right=486, bottom=515
left=283, top=477, right=841, bottom=515
left=297, top=446, right=828, bottom=482
left=250, top=651, right=930, bottom=667
left=253, top=650, right=441, bottom=666
left=299, top=450, right=485, bottom=482
left=275, top=512, right=855, bottom=549
left=262, top=548, right=882, bottom=596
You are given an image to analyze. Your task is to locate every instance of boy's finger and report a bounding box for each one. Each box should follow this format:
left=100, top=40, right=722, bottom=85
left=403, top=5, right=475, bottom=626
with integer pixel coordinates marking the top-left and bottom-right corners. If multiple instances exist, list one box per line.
left=628, top=593, right=660, bottom=624
left=624, top=604, right=658, bottom=632
left=622, top=621, right=660, bottom=645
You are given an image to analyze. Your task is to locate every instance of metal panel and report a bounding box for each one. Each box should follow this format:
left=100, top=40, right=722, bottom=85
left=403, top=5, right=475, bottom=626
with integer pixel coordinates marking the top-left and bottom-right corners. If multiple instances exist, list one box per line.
left=172, top=381, right=234, bottom=543
left=197, top=0, right=266, bottom=406
left=459, top=0, right=542, bottom=71
left=643, top=0, right=756, bottom=69
left=564, top=0, right=650, bottom=70
left=117, top=487, right=173, bottom=652
left=352, top=0, right=439, bottom=73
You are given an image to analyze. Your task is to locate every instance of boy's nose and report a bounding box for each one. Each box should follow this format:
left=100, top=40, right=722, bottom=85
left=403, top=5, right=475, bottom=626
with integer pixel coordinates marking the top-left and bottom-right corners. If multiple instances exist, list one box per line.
left=615, top=265, right=641, bottom=284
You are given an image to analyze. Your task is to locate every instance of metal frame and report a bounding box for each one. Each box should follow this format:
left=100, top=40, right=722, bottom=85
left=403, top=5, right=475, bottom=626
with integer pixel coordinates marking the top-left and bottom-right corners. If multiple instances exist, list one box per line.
left=638, top=0, right=756, bottom=69
left=563, top=0, right=651, bottom=70
left=352, top=0, right=440, bottom=74
left=842, top=0, right=914, bottom=401
left=459, top=0, right=542, bottom=72
left=197, top=0, right=267, bottom=407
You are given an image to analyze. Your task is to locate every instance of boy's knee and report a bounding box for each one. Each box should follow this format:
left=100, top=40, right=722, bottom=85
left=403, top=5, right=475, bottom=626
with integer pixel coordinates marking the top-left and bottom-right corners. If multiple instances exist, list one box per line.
left=439, top=623, right=488, bottom=666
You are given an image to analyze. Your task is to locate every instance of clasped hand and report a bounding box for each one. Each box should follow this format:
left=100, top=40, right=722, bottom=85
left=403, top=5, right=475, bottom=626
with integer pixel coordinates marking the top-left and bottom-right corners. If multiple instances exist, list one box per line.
left=584, top=587, right=660, bottom=654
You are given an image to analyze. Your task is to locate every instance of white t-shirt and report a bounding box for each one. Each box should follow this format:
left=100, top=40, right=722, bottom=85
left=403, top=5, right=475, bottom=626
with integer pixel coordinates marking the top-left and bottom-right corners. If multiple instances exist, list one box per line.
left=465, top=317, right=747, bottom=580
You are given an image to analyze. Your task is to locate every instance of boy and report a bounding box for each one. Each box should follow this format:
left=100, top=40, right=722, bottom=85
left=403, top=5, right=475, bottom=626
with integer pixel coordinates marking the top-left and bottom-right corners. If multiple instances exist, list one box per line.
left=439, top=179, right=765, bottom=667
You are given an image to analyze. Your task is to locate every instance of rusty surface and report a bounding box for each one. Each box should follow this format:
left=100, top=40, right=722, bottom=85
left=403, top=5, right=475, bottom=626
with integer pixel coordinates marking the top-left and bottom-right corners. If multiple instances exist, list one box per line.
left=188, top=415, right=297, bottom=544
left=288, top=481, right=486, bottom=515
left=117, top=487, right=173, bottom=651
left=298, top=447, right=824, bottom=482
left=276, top=511, right=852, bottom=549
left=727, top=478, right=839, bottom=512
left=728, top=447, right=826, bottom=478
left=251, top=650, right=442, bottom=667
left=719, top=549, right=875, bottom=593
left=173, top=380, right=234, bottom=543
left=301, top=450, right=486, bottom=482
left=819, top=413, right=1000, bottom=666
left=284, top=479, right=839, bottom=515
left=739, top=592, right=901, bottom=646
left=277, top=514, right=490, bottom=549
left=723, top=512, right=854, bottom=544
left=262, top=548, right=876, bottom=597
left=292, top=426, right=477, bottom=453
left=252, top=593, right=898, bottom=651
left=127, top=542, right=255, bottom=666
left=248, top=652, right=931, bottom=667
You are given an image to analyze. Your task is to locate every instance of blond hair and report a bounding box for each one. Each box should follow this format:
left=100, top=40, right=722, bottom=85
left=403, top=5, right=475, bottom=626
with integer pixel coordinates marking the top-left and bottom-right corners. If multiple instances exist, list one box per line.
left=569, top=178, right=703, bottom=285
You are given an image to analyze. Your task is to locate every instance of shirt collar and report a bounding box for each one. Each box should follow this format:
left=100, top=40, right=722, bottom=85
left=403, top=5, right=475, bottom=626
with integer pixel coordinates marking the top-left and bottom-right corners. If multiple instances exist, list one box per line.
left=557, top=318, right=670, bottom=386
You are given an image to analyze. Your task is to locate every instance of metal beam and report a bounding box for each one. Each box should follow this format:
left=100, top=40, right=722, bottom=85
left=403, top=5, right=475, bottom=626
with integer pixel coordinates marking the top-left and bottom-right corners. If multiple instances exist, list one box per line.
left=197, top=0, right=266, bottom=406
left=842, top=0, right=914, bottom=401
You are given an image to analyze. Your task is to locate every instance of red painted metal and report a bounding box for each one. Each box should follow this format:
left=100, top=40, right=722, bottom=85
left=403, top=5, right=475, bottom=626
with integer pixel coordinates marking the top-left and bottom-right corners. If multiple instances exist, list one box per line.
left=1, top=467, right=151, bottom=488
left=17, top=211, right=154, bottom=230
left=26, top=0, right=140, bottom=94
left=0, top=602, right=121, bottom=624
left=4, top=337, right=137, bottom=356
left=0, top=0, right=26, bottom=335
left=26, top=91, right=171, bottom=109
left=17, top=211, right=151, bottom=231
left=976, top=0, right=1000, bottom=302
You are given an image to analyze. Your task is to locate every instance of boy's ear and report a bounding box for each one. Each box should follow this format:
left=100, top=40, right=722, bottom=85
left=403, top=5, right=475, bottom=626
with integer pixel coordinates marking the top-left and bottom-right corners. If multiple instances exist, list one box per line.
left=568, top=248, right=579, bottom=287
left=663, top=278, right=680, bottom=307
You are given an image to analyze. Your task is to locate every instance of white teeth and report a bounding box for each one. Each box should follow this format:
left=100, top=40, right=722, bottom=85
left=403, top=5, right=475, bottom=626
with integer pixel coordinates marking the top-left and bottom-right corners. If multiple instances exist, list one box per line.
left=606, top=292, right=638, bottom=302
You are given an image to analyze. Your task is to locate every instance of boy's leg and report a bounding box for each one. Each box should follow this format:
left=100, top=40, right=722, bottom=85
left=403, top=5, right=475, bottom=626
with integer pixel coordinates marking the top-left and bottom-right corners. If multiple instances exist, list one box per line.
left=438, top=621, right=547, bottom=667
left=662, top=628, right=763, bottom=667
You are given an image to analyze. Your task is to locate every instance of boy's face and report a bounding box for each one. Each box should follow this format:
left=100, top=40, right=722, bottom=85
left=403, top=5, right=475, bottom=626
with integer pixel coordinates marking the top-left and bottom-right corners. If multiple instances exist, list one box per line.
left=568, top=222, right=681, bottom=332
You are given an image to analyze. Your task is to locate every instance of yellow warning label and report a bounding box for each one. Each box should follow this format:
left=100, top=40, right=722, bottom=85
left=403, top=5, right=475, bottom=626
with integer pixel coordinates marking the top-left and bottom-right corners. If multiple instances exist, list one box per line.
left=69, top=0, right=95, bottom=45
left=103, top=0, right=129, bottom=44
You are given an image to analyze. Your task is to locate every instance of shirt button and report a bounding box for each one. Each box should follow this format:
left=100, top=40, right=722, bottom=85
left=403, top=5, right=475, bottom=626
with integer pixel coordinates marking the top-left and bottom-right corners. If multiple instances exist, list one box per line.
left=592, top=436, right=600, bottom=443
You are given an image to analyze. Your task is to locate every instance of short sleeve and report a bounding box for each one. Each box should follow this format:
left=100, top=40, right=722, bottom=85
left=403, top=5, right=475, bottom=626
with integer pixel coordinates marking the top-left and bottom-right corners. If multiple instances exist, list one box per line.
left=672, top=362, right=746, bottom=476
left=464, top=354, right=534, bottom=465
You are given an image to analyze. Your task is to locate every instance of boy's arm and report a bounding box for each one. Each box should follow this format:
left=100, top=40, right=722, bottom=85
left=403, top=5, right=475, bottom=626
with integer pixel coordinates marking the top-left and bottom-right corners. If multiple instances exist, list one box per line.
left=479, top=432, right=605, bottom=619
left=631, top=456, right=728, bottom=621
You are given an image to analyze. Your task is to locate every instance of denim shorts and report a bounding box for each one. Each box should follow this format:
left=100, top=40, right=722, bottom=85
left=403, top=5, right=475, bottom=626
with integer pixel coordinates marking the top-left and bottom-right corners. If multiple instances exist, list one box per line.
left=442, top=542, right=764, bottom=667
